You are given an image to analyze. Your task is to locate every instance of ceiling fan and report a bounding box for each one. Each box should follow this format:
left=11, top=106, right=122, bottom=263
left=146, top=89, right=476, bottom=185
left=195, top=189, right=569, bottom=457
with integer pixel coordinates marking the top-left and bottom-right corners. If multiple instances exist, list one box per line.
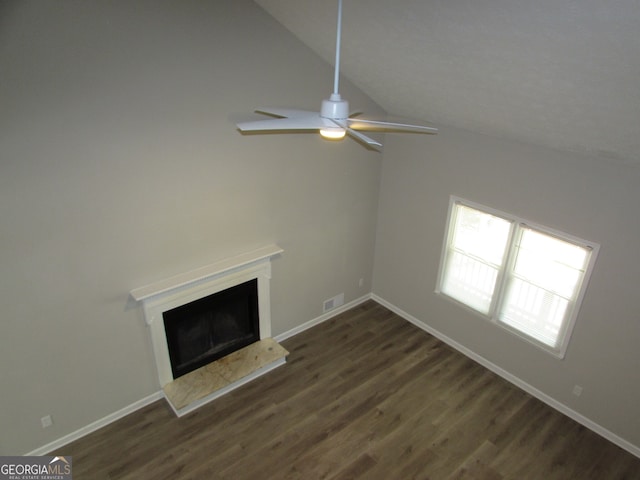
left=236, top=0, right=437, bottom=149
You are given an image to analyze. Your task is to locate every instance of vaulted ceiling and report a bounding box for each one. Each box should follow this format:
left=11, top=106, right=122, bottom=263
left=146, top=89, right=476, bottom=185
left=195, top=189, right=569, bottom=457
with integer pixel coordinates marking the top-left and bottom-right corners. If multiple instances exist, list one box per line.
left=255, top=0, right=640, bottom=165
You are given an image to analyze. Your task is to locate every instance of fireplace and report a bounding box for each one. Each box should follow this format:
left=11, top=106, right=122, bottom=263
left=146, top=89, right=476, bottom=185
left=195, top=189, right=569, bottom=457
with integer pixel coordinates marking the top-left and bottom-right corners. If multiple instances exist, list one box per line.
left=163, top=279, right=260, bottom=379
left=130, top=245, right=283, bottom=389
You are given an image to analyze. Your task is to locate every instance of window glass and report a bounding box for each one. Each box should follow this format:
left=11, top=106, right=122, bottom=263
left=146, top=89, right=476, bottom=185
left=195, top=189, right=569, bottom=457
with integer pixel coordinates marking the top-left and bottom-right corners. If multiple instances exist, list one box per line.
left=499, top=228, right=590, bottom=348
left=451, top=205, right=511, bottom=265
left=440, top=204, right=511, bottom=314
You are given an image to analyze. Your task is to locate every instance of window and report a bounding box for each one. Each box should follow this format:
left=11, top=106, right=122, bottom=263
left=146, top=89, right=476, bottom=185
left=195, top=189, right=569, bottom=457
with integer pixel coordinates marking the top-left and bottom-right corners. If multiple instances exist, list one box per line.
left=436, top=197, right=599, bottom=358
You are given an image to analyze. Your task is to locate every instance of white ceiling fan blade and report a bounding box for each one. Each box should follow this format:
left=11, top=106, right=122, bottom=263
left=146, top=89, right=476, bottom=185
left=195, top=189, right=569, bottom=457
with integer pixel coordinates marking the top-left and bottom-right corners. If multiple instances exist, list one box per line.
left=237, top=115, right=332, bottom=132
left=255, top=108, right=318, bottom=119
left=348, top=118, right=438, bottom=134
left=345, top=127, right=382, bottom=149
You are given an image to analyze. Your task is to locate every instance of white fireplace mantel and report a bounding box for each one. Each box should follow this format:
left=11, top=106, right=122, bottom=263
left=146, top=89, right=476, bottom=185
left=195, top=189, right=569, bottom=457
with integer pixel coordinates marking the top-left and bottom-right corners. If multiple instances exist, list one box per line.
left=130, top=244, right=283, bottom=309
left=130, top=244, right=283, bottom=387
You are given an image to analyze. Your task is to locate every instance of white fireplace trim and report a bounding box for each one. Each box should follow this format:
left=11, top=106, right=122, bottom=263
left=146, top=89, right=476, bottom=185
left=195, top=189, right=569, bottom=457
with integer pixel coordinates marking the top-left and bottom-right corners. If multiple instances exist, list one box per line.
left=130, top=244, right=283, bottom=387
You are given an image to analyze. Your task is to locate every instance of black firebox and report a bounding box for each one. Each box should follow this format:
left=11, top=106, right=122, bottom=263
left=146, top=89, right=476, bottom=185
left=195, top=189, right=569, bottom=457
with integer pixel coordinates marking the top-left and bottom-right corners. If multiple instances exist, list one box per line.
left=163, top=279, right=260, bottom=379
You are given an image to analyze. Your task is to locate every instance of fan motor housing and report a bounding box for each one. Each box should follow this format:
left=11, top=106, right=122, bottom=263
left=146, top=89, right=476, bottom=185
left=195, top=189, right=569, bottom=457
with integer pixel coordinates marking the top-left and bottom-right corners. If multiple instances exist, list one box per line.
left=320, top=94, right=349, bottom=120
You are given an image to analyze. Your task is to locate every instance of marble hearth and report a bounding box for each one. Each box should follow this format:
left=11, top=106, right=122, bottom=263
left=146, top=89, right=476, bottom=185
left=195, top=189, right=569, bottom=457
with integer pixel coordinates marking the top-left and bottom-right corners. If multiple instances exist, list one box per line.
left=163, top=338, right=288, bottom=415
left=131, top=245, right=285, bottom=416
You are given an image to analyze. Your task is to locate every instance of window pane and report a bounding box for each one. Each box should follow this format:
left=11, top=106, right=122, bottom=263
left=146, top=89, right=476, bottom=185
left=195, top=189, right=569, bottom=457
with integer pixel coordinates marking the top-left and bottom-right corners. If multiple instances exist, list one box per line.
left=499, top=228, right=590, bottom=348
left=499, top=277, right=569, bottom=347
left=440, top=203, right=511, bottom=314
left=513, top=229, right=588, bottom=298
left=441, top=250, right=500, bottom=314
left=451, top=205, right=511, bottom=266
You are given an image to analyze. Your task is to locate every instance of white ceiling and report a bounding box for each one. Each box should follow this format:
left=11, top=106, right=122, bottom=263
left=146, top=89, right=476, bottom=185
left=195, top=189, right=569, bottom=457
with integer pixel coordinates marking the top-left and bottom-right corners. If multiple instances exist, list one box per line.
left=254, top=0, right=640, bottom=165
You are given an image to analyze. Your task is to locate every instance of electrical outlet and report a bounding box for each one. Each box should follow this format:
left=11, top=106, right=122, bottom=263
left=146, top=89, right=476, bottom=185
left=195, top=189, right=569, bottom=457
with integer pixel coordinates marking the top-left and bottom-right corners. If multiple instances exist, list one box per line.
left=572, top=385, right=583, bottom=397
left=41, top=415, right=53, bottom=429
left=358, top=278, right=364, bottom=288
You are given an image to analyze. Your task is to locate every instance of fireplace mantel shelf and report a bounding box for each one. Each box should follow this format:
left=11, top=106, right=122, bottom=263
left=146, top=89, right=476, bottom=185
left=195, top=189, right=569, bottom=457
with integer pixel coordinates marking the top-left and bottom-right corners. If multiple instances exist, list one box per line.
left=130, top=244, right=283, bottom=303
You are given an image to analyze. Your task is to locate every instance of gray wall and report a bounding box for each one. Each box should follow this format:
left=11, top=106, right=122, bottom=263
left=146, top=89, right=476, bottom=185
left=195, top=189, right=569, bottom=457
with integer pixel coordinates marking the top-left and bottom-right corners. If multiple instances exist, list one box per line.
left=0, top=0, right=382, bottom=454
left=373, top=127, right=640, bottom=450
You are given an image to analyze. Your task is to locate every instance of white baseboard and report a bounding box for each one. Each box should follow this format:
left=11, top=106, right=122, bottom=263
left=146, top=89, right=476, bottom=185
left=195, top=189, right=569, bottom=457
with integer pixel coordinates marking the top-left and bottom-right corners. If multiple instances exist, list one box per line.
left=25, top=294, right=372, bottom=456
left=26, top=391, right=163, bottom=456
left=273, top=293, right=372, bottom=343
left=371, top=294, right=640, bottom=459
left=28, top=292, right=638, bottom=461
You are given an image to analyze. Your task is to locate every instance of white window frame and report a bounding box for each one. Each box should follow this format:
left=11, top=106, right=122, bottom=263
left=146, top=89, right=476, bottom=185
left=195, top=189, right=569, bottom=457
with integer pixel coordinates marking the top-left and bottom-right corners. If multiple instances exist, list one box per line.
left=435, top=196, right=599, bottom=359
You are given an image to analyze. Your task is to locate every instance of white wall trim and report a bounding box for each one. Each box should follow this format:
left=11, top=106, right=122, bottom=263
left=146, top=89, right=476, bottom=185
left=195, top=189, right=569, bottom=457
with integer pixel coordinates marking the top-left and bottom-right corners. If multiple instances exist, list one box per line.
left=274, top=293, right=372, bottom=343
left=26, top=391, right=163, bottom=456
left=29, top=292, right=638, bottom=460
left=371, top=293, right=640, bottom=460
left=26, top=294, right=372, bottom=456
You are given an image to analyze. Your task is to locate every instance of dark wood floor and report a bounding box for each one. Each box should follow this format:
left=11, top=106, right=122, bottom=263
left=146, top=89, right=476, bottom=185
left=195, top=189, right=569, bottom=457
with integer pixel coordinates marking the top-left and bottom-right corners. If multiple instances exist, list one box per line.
left=55, top=301, right=640, bottom=479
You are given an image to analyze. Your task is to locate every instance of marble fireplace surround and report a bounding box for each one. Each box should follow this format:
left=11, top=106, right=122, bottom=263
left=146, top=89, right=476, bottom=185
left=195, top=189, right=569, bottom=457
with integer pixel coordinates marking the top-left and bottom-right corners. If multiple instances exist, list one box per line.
left=130, top=244, right=285, bottom=415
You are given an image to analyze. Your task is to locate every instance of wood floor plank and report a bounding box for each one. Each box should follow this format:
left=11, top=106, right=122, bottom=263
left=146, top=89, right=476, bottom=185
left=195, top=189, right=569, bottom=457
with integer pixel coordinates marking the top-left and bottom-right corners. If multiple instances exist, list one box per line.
left=52, top=300, right=640, bottom=479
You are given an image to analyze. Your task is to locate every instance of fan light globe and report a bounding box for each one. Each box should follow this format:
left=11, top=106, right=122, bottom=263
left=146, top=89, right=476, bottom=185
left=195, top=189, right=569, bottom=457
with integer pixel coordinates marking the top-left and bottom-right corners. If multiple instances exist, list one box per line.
left=320, top=127, right=346, bottom=140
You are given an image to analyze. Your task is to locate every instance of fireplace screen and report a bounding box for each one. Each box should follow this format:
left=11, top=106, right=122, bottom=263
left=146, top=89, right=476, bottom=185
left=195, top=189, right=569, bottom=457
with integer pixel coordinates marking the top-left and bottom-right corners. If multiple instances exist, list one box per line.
left=163, top=279, right=260, bottom=379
